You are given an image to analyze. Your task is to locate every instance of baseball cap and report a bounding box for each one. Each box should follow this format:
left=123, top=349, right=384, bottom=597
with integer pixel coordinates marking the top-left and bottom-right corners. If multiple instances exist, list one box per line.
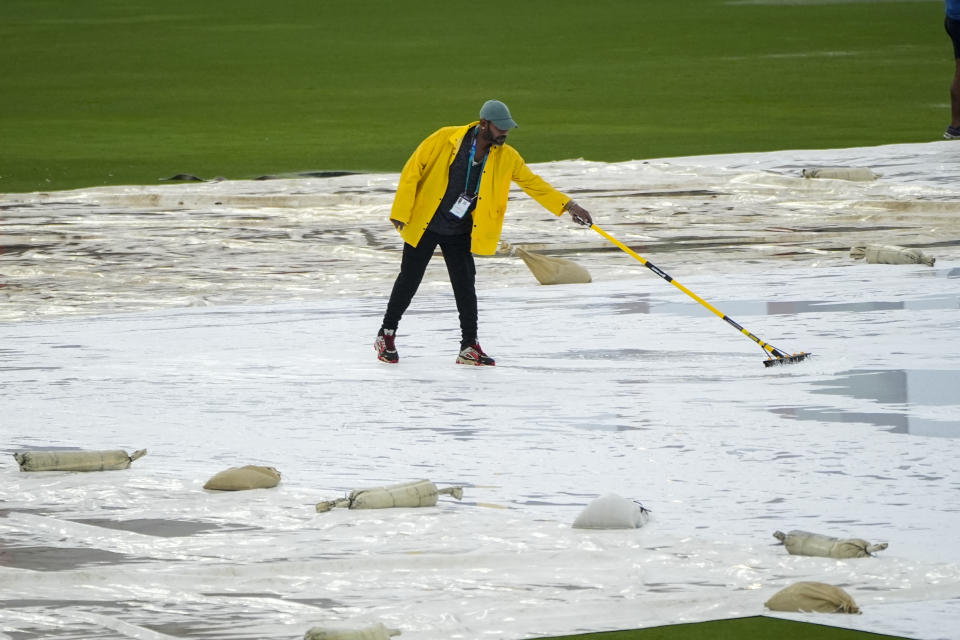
left=479, top=99, right=518, bottom=129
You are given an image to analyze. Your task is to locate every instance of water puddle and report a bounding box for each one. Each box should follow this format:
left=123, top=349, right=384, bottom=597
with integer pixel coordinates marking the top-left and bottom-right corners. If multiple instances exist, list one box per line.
left=600, top=295, right=959, bottom=318
left=774, top=369, right=960, bottom=437
left=68, top=518, right=230, bottom=537
left=0, top=545, right=136, bottom=571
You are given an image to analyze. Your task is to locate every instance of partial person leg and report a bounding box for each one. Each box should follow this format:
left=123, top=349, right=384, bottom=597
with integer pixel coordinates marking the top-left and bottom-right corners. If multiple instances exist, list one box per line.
left=950, top=58, right=960, bottom=129
left=944, top=18, right=960, bottom=138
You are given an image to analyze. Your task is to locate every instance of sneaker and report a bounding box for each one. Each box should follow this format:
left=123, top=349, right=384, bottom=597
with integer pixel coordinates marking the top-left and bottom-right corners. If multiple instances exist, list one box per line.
left=944, top=125, right=960, bottom=140
left=456, top=342, right=495, bottom=366
left=375, top=328, right=398, bottom=363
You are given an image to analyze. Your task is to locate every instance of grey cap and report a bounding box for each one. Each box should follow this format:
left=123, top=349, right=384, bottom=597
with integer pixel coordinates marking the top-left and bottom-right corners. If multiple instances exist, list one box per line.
left=479, top=99, right=518, bottom=129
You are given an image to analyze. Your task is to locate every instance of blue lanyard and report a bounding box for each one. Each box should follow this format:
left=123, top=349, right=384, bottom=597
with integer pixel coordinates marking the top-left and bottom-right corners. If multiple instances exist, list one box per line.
left=464, top=129, right=488, bottom=196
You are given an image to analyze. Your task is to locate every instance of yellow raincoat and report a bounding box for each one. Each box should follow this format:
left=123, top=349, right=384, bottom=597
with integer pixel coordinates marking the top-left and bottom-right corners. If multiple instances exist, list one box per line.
left=389, top=122, right=571, bottom=255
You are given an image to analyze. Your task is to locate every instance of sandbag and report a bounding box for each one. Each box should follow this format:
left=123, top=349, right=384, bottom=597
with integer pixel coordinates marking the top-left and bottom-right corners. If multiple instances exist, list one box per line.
left=572, top=494, right=650, bottom=529
left=773, top=530, right=887, bottom=558
left=765, top=581, right=860, bottom=614
left=203, top=465, right=281, bottom=491
left=850, top=244, right=935, bottom=266
left=14, top=449, right=147, bottom=472
left=316, top=479, right=463, bottom=513
left=802, top=167, right=878, bottom=181
left=515, top=246, right=591, bottom=285
left=304, top=623, right=400, bottom=640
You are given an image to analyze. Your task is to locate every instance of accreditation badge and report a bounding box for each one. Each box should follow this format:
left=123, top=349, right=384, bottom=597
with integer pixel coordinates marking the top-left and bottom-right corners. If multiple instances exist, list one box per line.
left=449, top=193, right=476, bottom=218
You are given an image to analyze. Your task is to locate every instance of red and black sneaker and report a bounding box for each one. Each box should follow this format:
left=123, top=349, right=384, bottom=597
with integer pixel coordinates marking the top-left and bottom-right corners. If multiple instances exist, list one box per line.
left=375, top=328, right=398, bottom=363
left=456, top=342, right=495, bottom=366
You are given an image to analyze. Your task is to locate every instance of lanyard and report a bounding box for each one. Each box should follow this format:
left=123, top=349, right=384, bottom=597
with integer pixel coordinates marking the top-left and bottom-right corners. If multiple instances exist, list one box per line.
left=464, top=129, right=488, bottom=196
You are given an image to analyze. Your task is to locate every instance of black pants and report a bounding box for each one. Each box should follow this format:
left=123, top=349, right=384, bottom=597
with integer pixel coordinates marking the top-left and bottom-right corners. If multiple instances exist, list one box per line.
left=948, top=17, right=960, bottom=59
left=382, top=230, right=477, bottom=345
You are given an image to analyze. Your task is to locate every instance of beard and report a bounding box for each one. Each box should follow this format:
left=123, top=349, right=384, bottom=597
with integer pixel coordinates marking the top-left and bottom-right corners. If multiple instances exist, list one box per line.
left=482, top=126, right=508, bottom=147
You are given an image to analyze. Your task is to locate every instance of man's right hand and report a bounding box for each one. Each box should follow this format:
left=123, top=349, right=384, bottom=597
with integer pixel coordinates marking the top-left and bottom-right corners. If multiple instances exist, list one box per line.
left=391, top=219, right=405, bottom=231
left=564, top=202, right=593, bottom=226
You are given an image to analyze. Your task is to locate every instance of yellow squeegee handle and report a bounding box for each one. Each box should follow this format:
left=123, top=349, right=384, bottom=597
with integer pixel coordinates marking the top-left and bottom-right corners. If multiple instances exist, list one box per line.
left=590, top=224, right=787, bottom=358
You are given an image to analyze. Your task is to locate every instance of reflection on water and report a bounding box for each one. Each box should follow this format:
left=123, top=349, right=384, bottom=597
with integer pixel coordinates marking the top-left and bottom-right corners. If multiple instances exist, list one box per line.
left=768, top=297, right=960, bottom=315
left=602, top=296, right=959, bottom=318
left=775, top=369, right=960, bottom=438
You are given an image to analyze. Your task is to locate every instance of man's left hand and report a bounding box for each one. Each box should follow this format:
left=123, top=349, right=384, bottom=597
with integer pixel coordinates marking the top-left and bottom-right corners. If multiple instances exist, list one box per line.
left=565, top=202, right=593, bottom=226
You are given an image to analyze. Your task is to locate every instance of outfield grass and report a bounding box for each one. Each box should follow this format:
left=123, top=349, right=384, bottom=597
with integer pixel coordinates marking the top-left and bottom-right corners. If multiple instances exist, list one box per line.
left=534, top=616, right=910, bottom=640
left=0, top=0, right=948, bottom=193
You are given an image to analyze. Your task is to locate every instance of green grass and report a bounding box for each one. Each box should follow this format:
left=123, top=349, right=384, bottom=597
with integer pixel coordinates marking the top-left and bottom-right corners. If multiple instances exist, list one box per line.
left=534, top=616, right=910, bottom=640
left=0, top=0, right=949, bottom=193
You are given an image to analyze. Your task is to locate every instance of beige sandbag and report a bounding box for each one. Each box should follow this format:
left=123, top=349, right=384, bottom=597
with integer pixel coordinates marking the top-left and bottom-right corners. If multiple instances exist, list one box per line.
left=802, top=167, right=878, bottom=181
left=765, top=581, right=860, bottom=614
left=203, top=465, right=281, bottom=491
left=304, top=623, right=400, bottom=640
left=514, top=246, right=591, bottom=285
left=572, top=494, right=650, bottom=529
left=14, top=449, right=147, bottom=472
left=316, top=479, right=463, bottom=512
left=850, top=244, right=935, bottom=266
left=773, top=530, right=888, bottom=558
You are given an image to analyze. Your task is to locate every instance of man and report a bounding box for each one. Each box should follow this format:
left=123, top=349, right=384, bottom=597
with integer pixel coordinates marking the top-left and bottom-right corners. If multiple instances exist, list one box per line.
left=375, top=99, right=593, bottom=366
left=945, top=0, right=960, bottom=139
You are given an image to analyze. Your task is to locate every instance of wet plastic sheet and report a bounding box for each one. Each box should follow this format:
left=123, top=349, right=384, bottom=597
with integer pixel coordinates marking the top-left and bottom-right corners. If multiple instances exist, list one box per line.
left=1, top=142, right=960, bottom=640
